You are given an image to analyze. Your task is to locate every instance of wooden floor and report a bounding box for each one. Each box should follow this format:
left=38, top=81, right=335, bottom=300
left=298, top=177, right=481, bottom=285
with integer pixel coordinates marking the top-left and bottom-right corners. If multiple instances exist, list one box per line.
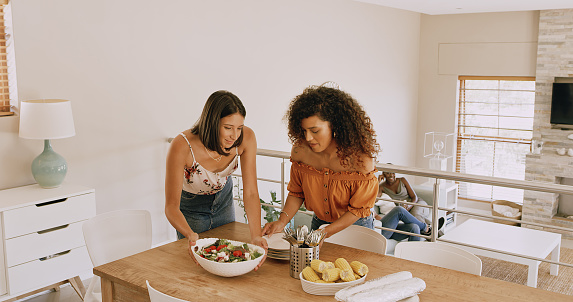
left=14, top=279, right=88, bottom=302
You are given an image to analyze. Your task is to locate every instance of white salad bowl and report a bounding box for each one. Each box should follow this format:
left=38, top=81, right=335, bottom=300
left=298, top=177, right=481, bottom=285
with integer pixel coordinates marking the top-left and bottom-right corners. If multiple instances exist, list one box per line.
left=192, top=238, right=265, bottom=277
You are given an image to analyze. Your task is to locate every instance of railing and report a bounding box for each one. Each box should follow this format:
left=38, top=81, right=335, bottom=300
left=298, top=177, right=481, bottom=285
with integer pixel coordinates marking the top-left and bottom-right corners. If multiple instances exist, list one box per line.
left=231, top=149, right=308, bottom=221
left=167, top=136, right=573, bottom=272
left=240, top=148, right=573, bottom=271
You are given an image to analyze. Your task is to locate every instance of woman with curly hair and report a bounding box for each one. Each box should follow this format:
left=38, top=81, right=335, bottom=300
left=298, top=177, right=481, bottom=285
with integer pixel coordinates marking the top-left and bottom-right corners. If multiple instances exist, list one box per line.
left=262, top=84, right=380, bottom=238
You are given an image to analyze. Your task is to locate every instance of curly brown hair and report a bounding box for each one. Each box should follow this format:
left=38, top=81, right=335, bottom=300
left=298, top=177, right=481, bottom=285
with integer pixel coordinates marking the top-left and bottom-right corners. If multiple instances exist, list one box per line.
left=284, top=85, right=380, bottom=167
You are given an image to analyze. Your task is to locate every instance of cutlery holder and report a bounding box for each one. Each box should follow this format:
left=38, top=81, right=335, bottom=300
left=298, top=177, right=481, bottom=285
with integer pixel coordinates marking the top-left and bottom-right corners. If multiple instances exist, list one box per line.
left=289, top=245, right=319, bottom=279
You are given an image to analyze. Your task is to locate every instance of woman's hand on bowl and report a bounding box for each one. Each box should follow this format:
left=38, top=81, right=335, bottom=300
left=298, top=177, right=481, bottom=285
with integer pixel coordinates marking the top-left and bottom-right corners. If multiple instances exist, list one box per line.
left=251, top=235, right=268, bottom=271
left=187, top=232, right=200, bottom=265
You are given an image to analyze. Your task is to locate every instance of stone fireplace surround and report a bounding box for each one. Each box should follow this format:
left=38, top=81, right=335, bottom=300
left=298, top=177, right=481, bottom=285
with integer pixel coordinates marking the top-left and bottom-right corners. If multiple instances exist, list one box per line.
left=524, top=9, right=573, bottom=239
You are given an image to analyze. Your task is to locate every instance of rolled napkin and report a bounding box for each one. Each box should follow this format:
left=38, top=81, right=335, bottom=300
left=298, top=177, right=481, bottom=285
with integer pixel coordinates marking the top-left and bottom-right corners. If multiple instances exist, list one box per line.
left=335, top=271, right=413, bottom=302
left=346, top=277, right=426, bottom=302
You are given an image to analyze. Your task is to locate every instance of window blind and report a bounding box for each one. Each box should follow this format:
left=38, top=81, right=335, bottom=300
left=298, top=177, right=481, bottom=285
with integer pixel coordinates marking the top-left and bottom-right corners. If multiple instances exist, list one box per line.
left=0, top=1, right=12, bottom=116
left=456, top=76, right=535, bottom=204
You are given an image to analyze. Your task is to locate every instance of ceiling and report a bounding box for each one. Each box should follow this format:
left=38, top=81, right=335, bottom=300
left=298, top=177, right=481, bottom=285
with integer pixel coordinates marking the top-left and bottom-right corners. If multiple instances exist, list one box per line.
left=354, top=0, right=573, bottom=15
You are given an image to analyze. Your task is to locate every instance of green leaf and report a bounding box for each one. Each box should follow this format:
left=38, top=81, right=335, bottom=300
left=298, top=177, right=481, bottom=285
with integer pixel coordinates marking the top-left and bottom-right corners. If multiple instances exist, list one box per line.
left=252, top=250, right=263, bottom=259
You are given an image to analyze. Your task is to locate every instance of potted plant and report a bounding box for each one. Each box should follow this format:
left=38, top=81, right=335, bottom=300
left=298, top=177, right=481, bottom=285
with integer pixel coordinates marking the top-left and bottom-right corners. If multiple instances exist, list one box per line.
left=234, top=177, right=311, bottom=227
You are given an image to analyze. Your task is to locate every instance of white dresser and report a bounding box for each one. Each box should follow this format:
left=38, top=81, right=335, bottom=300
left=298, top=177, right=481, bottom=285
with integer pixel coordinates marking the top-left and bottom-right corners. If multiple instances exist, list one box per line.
left=0, top=183, right=95, bottom=301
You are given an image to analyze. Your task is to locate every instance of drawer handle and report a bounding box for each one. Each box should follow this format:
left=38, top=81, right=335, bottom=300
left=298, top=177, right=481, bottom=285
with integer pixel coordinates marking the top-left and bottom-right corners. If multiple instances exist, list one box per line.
left=37, top=224, right=70, bottom=234
left=36, top=198, right=68, bottom=207
left=39, top=250, right=71, bottom=261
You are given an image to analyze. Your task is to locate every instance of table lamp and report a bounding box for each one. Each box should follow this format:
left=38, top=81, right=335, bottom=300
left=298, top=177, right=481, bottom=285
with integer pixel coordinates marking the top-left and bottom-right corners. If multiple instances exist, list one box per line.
left=19, top=99, right=75, bottom=188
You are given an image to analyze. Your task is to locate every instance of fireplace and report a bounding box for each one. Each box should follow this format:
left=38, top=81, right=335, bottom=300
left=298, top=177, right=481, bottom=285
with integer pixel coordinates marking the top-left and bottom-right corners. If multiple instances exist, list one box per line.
left=523, top=9, right=573, bottom=239
left=557, top=177, right=573, bottom=218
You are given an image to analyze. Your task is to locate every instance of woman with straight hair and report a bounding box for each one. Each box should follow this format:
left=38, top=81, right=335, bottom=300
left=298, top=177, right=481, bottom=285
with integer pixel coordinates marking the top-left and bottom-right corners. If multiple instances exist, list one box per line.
left=165, top=90, right=266, bottom=268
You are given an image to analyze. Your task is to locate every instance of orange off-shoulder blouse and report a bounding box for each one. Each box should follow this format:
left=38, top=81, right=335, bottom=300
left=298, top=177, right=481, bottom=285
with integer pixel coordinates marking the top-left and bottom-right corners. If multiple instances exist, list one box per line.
left=287, top=159, right=378, bottom=223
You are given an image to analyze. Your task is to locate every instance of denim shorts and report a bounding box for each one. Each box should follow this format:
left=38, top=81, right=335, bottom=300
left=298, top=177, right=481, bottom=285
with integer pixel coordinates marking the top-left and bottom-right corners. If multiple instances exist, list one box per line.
left=177, top=177, right=235, bottom=239
left=310, top=213, right=374, bottom=231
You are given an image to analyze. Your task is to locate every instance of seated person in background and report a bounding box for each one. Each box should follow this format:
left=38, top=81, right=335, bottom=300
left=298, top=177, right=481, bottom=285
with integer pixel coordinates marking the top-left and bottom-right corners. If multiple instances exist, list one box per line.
left=380, top=168, right=430, bottom=222
left=262, top=83, right=380, bottom=238
left=374, top=170, right=443, bottom=241
left=374, top=205, right=428, bottom=241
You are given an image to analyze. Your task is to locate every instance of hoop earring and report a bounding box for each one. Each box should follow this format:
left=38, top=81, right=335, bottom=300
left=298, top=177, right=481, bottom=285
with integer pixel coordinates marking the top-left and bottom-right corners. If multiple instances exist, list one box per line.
left=333, top=132, right=336, bottom=138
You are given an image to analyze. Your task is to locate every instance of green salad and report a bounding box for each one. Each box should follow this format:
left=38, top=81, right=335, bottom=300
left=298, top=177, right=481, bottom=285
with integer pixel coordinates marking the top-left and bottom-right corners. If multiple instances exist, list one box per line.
left=197, top=239, right=263, bottom=263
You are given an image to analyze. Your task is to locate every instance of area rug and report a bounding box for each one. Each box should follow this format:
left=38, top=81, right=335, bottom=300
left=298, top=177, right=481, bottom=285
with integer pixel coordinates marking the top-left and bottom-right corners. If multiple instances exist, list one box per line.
left=479, top=247, right=573, bottom=296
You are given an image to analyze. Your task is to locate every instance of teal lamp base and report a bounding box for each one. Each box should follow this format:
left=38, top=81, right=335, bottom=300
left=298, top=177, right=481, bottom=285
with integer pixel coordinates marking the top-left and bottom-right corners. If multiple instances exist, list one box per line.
left=31, top=139, right=68, bottom=188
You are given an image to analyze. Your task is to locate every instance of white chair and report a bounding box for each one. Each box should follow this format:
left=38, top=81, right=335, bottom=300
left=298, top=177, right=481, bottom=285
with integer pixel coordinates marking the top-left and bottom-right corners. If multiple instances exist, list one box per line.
left=83, top=210, right=153, bottom=302
left=394, top=241, right=482, bottom=275
left=147, top=280, right=191, bottom=302
left=324, top=225, right=387, bottom=255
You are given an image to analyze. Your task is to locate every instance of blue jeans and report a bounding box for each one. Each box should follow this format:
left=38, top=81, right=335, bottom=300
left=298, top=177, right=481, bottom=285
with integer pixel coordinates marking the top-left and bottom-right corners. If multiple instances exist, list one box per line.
left=177, top=177, right=235, bottom=239
left=310, top=213, right=374, bottom=231
left=380, top=206, right=426, bottom=241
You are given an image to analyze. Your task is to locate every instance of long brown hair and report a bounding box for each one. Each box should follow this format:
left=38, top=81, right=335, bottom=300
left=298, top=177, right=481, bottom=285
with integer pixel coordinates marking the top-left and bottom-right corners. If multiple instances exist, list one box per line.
left=191, top=90, right=246, bottom=155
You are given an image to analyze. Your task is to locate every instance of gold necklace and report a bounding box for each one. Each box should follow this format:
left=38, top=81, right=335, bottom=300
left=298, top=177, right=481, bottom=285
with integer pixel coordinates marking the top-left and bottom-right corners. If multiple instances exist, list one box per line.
left=204, top=145, right=222, bottom=162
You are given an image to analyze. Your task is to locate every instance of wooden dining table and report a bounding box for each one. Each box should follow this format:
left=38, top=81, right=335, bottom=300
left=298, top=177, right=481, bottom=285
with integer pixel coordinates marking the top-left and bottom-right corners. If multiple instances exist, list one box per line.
left=93, top=222, right=571, bottom=302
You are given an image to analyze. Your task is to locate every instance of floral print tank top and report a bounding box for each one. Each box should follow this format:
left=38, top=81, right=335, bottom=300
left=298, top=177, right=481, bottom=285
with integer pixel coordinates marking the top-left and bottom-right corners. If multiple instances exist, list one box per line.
left=180, top=133, right=239, bottom=195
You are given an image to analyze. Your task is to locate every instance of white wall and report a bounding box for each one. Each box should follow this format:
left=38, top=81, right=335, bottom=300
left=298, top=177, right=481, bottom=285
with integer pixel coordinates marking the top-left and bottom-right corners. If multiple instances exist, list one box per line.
left=416, top=11, right=540, bottom=175
left=3, top=0, right=421, bottom=244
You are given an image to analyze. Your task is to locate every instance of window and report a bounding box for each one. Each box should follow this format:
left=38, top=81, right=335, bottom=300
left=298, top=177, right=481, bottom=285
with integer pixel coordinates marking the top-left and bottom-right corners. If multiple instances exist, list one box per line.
left=0, top=0, right=15, bottom=117
left=456, top=76, right=535, bottom=204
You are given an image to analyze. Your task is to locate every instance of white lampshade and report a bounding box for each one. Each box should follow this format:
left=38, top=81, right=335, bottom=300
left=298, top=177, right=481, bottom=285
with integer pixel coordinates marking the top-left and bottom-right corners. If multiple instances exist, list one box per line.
left=19, top=99, right=76, bottom=139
